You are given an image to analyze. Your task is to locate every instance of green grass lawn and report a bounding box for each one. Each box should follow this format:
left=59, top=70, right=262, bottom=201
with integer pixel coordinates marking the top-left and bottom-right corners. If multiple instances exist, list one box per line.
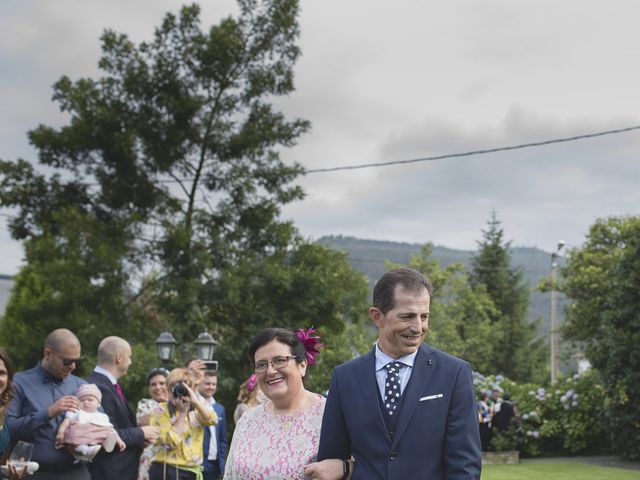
left=482, top=462, right=640, bottom=480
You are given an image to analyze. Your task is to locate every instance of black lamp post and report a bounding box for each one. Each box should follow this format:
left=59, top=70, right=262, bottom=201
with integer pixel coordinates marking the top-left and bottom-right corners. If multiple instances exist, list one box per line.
left=193, top=329, right=217, bottom=361
left=155, top=331, right=179, bottom=367
left=155, top=329, right=218, bottom=367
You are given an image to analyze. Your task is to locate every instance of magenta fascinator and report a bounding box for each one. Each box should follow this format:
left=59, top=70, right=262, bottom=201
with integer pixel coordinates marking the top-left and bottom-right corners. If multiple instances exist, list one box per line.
left=246, top=374, right=257, bottom=392
left=295, top=327, right=324, bottom=366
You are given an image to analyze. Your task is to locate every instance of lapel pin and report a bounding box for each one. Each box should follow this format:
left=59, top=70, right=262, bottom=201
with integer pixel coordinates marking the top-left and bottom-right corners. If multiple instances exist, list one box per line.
left=427, top=359, right=432, bottom=366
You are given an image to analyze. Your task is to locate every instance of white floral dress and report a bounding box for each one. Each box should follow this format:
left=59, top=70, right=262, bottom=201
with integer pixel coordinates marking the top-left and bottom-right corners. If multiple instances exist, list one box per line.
left=136, top=398, right=161, bottom=480
left=224, top=394, right=325, bottom=480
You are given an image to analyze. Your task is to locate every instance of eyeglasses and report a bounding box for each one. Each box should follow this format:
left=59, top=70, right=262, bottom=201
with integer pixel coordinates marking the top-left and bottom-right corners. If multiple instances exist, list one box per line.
left=254, top=355, right=300, bottom=373
left=61, top=356, right=84, bottom=367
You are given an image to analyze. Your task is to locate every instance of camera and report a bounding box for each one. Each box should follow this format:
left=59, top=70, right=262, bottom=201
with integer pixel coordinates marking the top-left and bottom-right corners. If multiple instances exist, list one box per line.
left=203, top=360, right=218, bottom=372
left=171, top=381, right=189, bottom=398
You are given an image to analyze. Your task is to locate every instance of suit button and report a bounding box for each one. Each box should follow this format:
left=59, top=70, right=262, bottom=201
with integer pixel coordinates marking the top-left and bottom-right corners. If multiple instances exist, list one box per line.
left=389, top=452, right=397, bottom=460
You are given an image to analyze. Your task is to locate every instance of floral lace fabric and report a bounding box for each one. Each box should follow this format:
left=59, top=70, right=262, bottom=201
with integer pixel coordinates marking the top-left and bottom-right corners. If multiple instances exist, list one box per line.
left=224, top=394, right=326, bottom=480
left=136, top=398, right=161, bottom=480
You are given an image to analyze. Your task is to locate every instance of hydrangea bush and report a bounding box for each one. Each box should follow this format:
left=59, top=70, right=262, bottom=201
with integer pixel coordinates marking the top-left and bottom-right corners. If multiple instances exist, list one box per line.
left=473, top=369, right=608, bottom=457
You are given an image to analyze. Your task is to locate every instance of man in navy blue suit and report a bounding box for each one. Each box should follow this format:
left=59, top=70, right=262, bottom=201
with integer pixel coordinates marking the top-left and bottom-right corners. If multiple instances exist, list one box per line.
left=87, top=336, right=158, bottom=480
left=198, top=370, right=228, bottom=479
left=313, top=268, right=481, bottom=480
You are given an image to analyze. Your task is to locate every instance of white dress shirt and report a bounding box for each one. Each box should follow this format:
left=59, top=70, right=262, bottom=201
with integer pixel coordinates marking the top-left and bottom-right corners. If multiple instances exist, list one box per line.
left=204, top=396, right=217, bottom=461
left=374, top=342, right=419, bottom=400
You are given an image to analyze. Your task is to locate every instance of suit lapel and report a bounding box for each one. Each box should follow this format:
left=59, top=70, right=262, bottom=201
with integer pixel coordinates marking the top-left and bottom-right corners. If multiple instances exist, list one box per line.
left=391, top=344, right=434, bottom=448
left=356, top=349, right=392, bottom=443
left=94, top=371, right=136, bottom=423
left=114, top=383, right=136, bottom=423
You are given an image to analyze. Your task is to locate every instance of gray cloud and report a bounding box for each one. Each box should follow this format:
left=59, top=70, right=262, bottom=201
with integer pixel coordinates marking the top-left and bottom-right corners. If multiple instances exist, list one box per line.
left=2, top=0, right=640, bottom=274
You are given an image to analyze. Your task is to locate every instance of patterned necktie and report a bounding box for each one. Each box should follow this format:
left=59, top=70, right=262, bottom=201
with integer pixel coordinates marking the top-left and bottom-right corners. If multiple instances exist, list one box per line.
left=383, top=361, right=404, bottom=417
left=114, top=383, right=126, bottom=403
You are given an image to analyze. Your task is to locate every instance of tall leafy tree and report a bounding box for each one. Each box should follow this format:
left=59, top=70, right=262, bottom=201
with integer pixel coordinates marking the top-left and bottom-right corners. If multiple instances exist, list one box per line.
left=470, top=212, right=546, bottom=382
left=0, top=1, right=372, bottom=406
left=561, top=216, right=640, bottom=460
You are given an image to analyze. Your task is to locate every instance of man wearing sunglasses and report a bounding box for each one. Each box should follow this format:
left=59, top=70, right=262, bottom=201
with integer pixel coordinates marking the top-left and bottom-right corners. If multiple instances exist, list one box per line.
left=7, top=328, right=91, bottom=479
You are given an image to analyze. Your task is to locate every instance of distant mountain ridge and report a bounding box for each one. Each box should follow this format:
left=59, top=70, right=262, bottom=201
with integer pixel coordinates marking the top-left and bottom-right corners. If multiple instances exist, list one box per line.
left=317, top=235, right=563, bottom=335
left=1, top=237, right=563, bottom=335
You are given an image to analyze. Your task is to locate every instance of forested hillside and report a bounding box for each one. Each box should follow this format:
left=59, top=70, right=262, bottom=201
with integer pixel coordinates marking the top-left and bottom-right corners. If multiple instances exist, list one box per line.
left=318, top=235, right=566, bottom=336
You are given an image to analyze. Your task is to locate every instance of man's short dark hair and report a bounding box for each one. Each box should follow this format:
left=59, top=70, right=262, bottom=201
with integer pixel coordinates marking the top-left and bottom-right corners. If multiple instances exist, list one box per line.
left=372, top=268, right=433, bottom=314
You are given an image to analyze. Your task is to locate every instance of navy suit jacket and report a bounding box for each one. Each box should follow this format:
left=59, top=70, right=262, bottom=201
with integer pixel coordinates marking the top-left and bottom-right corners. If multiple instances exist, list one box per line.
left=86, top=371, right=145, bottom=480
left=317, top=343, right=481, bottom=480
left=203, top=401, right=228, bottom=477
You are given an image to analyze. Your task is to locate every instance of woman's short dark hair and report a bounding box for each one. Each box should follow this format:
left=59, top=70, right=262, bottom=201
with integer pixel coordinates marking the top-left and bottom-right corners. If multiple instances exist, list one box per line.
left=373, top=268, right=433, bottom=314
left=146, top=367, right=169, bottom=386
left=248, top=328, right=306, bottom=365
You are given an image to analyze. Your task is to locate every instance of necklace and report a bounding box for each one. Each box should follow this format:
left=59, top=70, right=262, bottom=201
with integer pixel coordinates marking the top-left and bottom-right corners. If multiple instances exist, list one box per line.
left=272, top=402, right=302, bottom=433
left=280, top=415, right=295, bottom=433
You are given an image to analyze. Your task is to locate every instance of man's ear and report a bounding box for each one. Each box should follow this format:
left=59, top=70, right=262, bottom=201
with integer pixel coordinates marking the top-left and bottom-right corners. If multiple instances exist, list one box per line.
left=369, top=307, right=384, bottom=327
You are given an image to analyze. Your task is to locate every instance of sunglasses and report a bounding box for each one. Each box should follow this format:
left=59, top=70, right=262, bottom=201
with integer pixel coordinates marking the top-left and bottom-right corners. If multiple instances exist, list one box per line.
left=149, top=367, right=170, bottom=376
left=61, top=356, right=84, bottom=367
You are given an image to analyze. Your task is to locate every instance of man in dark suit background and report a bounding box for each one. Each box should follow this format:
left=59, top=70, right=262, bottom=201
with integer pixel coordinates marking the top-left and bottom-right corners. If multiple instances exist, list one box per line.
left=310, top=268, right=481, bottom=480
left=87, top=336, right=158, bottom=480
left=198, top=370, right=228, bottom=479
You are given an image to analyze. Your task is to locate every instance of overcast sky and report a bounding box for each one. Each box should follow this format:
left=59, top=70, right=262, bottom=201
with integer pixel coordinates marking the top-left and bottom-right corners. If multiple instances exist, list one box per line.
left=1, top=1, right=639, bottom=275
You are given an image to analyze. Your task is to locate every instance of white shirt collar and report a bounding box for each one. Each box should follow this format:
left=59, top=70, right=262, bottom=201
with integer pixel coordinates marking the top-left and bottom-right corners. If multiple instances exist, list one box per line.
left=375, top=341, right=419, bottom=372
left=94, top=365, right=118, bottom=385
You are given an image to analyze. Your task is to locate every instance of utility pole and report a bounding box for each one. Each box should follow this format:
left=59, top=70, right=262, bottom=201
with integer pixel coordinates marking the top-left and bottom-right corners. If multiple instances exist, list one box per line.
left=550, top=240, right=565, bottom=385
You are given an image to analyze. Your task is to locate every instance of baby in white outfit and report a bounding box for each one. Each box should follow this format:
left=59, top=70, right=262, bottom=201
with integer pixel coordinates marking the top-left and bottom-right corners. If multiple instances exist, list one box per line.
left=55, top=383, right=125, bottom=461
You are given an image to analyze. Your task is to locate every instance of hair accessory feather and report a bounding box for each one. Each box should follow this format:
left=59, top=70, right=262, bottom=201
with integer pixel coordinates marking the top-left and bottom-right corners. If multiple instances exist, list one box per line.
left=295, top=327, right=324, bottom=365
left=246, top=373, right=257, bottom=392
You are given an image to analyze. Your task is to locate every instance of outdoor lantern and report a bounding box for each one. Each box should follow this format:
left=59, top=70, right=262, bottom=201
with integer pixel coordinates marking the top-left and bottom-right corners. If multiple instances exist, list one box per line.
left=156, top=331, right=178, bottom=365
left=193, top=330, right=217, bottom=361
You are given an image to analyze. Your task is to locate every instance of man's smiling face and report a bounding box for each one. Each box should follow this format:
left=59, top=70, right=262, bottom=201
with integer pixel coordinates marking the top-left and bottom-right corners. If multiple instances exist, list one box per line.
left=370, top=285, right=430, bottom=359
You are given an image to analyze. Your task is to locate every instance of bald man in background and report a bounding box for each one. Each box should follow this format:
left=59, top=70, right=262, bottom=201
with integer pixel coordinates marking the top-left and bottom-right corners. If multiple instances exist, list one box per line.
left=87, top=336, right=158, bottom=480
left=7, top=329, right=89, bottom=479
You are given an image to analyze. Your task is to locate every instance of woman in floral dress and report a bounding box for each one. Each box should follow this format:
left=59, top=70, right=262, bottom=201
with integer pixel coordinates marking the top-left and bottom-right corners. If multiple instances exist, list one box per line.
left=136, top=368, right=168, bottom=480
left=224, top=328, right=349, bottom=480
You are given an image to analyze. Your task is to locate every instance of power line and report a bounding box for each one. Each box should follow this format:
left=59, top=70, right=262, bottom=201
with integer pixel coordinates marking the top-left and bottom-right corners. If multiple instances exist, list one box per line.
left=2, top=125, right=639, bottom=198
left=304, top=125, right=640, bottom=174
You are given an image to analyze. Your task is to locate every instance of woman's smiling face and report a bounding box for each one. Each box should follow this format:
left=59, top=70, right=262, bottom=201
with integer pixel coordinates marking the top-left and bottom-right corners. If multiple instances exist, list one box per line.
left=254, top=339, right=306, bottom=404
left=148, top=374, right=168, bottom=402
left=0, top=359, right=7, bottom=397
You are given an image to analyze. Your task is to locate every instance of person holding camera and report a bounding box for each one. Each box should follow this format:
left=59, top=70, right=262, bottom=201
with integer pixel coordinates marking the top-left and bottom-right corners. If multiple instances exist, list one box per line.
left=149, top=368, right=217, bottom=480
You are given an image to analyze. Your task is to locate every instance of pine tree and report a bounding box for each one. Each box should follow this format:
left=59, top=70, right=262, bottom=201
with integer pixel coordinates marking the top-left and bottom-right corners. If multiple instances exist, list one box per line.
left=0, top=1, right=373, bottom=408
left=470, top=212, right=545, bottom=382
